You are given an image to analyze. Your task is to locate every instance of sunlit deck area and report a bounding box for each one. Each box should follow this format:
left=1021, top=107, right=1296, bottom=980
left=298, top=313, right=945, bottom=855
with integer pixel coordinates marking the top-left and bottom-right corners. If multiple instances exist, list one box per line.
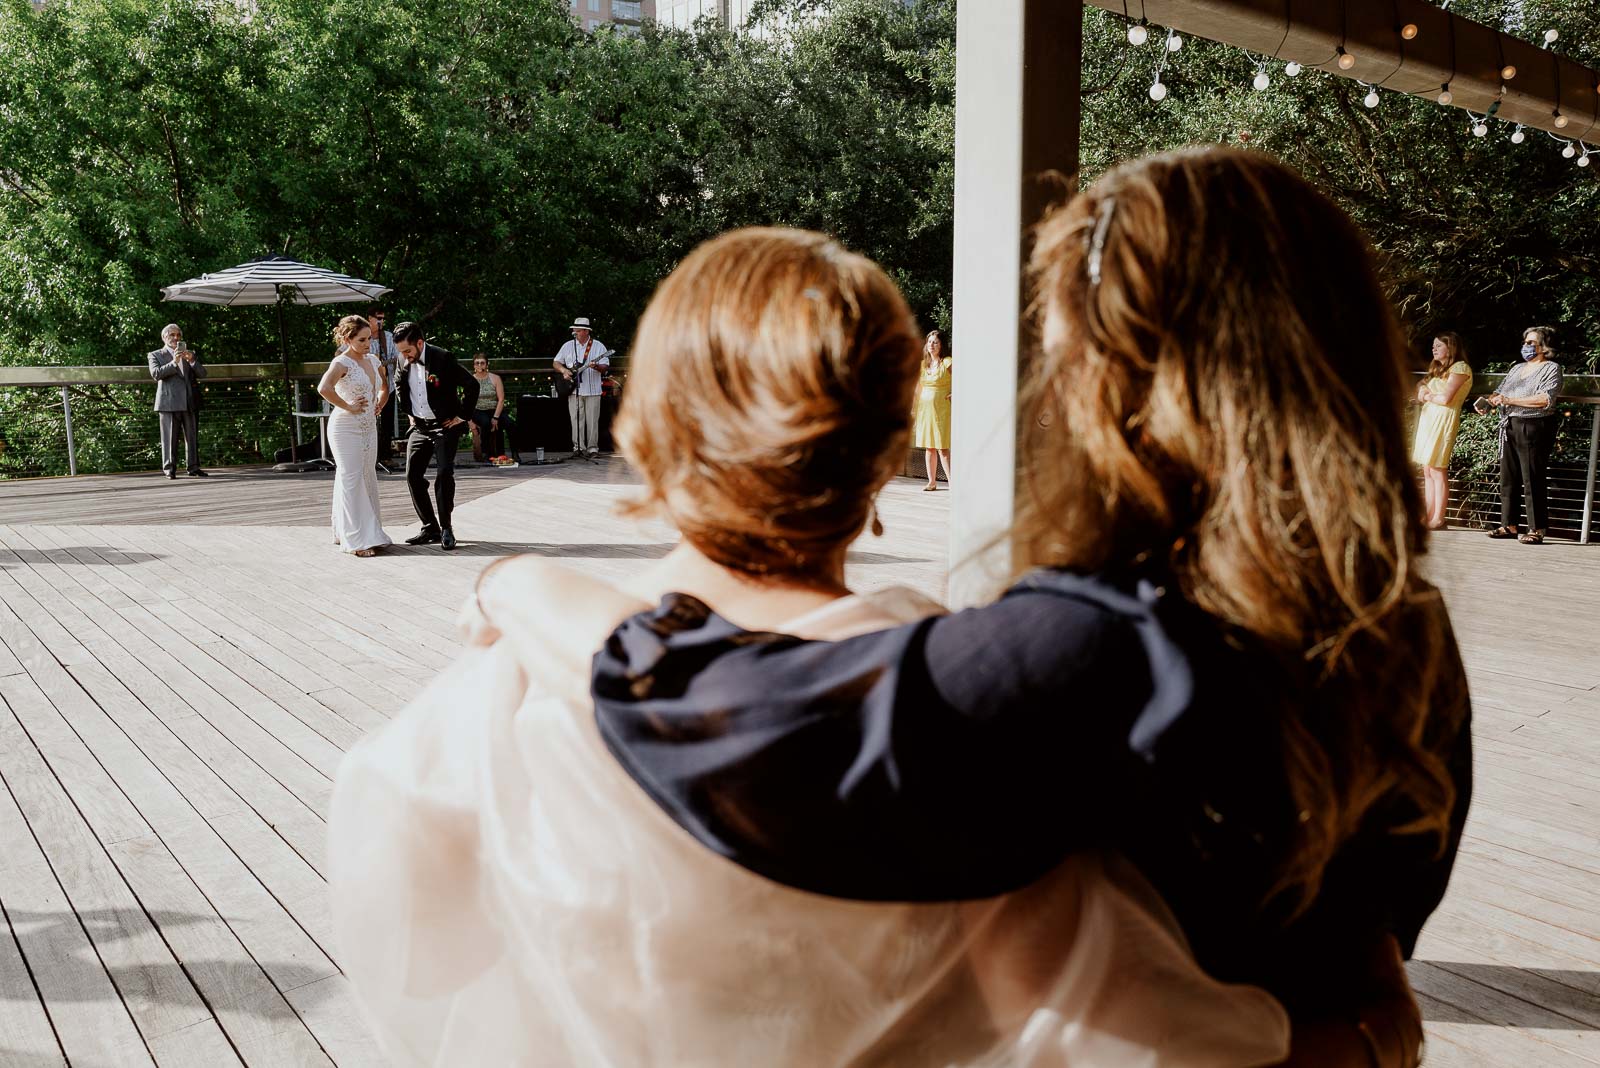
left=0, top=461, right=1594, bottom=1066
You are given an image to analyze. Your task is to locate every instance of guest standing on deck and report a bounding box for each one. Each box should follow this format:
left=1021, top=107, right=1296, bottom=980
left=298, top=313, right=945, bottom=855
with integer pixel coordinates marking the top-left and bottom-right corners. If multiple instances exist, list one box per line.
left=913, top=329, right=952, bottom=490
left=148, top=323, right=208, bottom=479
left=555, top=317, right=610, bottom=458
left=1484, top=326, right=1564, bottom=545
left=1412, top=332, right=1472, bottom=529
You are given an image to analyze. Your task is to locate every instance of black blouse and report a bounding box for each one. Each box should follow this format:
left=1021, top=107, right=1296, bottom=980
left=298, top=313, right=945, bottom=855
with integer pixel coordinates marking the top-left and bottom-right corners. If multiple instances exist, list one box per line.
left=591, top=569, right=1473, bottom=1008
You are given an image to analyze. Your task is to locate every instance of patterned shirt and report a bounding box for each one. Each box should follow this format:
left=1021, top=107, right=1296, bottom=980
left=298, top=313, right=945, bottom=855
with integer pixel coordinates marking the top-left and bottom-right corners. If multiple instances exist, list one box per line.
left=1498, top=360, right=1562, bottom=420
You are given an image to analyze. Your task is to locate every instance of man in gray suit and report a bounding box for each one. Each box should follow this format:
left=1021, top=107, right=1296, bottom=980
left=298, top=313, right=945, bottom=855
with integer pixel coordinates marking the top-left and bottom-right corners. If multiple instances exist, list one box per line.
left=149, top=323, right=208, bottom=479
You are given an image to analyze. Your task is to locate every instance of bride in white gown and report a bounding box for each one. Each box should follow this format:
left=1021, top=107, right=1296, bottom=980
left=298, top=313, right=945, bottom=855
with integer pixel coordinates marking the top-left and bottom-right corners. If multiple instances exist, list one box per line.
left=319, top=316, right=392, bottom=557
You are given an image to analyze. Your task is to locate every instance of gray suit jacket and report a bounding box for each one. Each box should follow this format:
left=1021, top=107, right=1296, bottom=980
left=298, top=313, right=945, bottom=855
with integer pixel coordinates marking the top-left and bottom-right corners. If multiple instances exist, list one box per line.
left=149, top=346, right=207, bottom=412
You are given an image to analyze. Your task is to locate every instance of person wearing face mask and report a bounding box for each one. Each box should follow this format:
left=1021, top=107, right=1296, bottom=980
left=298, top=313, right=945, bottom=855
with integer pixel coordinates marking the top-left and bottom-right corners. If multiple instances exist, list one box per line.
left=1482, top=326, right=1564, bottom=544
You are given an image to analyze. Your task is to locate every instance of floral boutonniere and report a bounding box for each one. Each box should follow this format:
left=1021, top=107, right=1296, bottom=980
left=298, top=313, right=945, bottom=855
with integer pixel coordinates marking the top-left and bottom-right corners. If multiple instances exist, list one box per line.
left=426, top=373, right=440, bottom=387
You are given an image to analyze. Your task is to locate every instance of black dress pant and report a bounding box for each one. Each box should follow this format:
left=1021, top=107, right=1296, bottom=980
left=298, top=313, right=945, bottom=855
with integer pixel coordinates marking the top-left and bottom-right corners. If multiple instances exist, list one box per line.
left=405, top=419, right=463, bottom=532
left=1500, top=416, right=1559, bottom=531
left=376, top=392, right=396, bottom=467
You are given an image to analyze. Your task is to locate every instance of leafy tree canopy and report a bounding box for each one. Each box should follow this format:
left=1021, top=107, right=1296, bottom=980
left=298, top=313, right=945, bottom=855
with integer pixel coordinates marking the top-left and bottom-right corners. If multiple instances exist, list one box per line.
left=0, top=0, right=1594, bottom=376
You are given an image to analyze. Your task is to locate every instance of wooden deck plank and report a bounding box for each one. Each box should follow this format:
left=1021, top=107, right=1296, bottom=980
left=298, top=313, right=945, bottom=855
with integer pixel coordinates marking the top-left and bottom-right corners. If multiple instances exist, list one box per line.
left=0, top=464, right=1591, bottom=1064
left=0, top=699, right=218, bottom=1048
left=107, top=834, right=331, bottom=1068
left=0, top=729, right=154, bottom=1067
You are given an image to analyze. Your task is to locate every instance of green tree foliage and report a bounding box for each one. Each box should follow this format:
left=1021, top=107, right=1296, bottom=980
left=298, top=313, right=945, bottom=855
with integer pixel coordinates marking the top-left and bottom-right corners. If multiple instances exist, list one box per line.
left=1078, top=1, right=1600, bottom=373
left=1, top=0, right=1595, bottom=478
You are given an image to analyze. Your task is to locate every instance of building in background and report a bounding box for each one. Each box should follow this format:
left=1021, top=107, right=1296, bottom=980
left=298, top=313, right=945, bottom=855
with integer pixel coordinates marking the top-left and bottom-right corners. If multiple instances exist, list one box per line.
left=571, top=0, right=655, bottom=33
left=652, top=0, right=755, bottom=30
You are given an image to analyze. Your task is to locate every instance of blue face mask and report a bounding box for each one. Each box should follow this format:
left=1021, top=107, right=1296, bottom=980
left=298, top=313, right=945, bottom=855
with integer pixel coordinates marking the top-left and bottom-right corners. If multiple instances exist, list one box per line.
left=1521, top=343, right=1538, bottom=361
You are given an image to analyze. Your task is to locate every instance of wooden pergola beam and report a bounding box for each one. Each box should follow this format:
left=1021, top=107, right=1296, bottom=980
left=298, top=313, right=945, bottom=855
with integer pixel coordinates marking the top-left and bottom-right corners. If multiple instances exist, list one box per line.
left=1089, top=0, right=1600, bottom=141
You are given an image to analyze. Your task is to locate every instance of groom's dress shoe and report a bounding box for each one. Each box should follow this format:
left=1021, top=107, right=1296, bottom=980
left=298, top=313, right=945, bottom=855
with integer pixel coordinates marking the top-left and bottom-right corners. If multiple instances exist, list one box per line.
left=441, top=528, right=457, bottom=551
left=405, top=530, right=442, bottom=546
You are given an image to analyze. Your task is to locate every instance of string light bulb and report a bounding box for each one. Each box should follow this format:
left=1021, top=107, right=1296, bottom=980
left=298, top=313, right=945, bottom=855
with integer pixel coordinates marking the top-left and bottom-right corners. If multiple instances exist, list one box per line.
left=1337, top=47, right=1356, bottom=71
left=1150, top=78, right=1168, bottom=102
left=1128, top=22, right=1149, bottom=46
left=1472, top=119, right=1489, bottom=137
left=1554, top=110, right=1570, bottom=129
left=1364, top=86, right=1381, bottom=109
left=1401, top=23, right=1419, bottom=41
left=1511, top=125, right=1526, bottom=144
left=1579, top=149, right=1592, bottom=169
left=1166, top=30, right=1183, bottom=53
left=1544, top=28, right=1559, bottom=45
left=1285, top=61, right=1303, bottom=77
left=1501, top=65, right=1517, bottom=81
left=1562, top=142, right=1577, bottom=158
left=1438, top=84, right=1454, bottom=105
left=1254, top=68, right=1271, bottom=91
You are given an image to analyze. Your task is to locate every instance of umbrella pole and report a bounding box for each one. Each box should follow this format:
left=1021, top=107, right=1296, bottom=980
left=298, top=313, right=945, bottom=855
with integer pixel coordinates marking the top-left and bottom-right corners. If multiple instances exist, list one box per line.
left=277, top=296, right=293, bottom=448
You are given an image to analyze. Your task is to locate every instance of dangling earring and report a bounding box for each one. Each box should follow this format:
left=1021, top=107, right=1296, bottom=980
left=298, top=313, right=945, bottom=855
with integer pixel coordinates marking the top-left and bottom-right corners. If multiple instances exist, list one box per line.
left=870, top=502, right=884, bottom=538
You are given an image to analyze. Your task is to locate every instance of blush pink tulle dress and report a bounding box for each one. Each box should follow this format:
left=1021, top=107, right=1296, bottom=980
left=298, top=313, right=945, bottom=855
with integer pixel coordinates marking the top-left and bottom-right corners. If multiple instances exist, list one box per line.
left=329, top=579, right=1290, bottom=1068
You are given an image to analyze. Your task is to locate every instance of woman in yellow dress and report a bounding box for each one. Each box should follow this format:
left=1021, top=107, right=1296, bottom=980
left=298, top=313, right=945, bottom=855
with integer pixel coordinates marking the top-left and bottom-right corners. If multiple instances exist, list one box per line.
left=1412, top=332, right=1473, bottom=529
left=912, top=329, right=952, bottom=489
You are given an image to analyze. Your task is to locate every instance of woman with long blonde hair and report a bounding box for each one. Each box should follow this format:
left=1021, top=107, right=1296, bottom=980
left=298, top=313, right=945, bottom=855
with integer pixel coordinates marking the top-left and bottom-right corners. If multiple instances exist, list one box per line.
left=1412, top=333, right=1472, bottom=529
left=559, top=148, right=1471, bottom=1067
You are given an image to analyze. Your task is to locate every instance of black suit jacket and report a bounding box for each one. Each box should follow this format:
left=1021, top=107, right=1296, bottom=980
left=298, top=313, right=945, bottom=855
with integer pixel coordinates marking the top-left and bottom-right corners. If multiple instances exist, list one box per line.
left=396, top=344, right=479, bottom=423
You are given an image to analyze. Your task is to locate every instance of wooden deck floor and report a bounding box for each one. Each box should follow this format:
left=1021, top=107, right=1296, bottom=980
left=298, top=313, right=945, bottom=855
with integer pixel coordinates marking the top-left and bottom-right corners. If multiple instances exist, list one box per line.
left=0, top=461, right=1593, bottom=1067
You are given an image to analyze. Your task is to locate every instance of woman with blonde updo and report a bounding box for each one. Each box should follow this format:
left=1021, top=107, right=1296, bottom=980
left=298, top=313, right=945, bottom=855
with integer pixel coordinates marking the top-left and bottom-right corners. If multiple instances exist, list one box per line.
left=317, top=314, right=390, bottom=556
left=328, top=227, right=1289, bottom=1067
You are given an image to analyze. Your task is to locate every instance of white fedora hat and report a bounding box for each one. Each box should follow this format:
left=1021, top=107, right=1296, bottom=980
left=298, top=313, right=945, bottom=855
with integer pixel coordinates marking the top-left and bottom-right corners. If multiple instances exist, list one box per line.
left=571, top=317, right=593, bottom=331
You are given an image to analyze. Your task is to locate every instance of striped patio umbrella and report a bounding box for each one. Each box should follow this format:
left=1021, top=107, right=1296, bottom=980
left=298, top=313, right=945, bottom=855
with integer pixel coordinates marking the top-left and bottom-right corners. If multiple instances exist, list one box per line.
left=161, top=255, right=392, bottom=433
left=160, top=255, right=391, bottom=307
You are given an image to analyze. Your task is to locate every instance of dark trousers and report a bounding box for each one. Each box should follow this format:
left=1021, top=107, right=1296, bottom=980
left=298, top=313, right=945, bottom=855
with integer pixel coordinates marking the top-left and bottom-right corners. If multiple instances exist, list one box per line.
left=159, top=409, right=199, bottom=473
left=377, top=392, right=396, bottom=467
left=470, top=409, right=519, bottom=461
left=405, top=420, right=463, bottom=532
left=1500, top=416, right=1559, bottom=531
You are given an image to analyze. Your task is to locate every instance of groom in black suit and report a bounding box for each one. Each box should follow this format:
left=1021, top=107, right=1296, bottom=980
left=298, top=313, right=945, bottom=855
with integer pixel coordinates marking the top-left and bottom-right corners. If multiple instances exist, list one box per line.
left=392, top=322, right=479, bottom=550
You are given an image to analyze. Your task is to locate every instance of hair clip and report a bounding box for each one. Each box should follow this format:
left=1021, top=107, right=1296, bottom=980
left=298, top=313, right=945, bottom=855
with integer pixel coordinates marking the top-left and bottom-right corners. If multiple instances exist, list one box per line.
left=1087, top=198, right=1117, bottom=286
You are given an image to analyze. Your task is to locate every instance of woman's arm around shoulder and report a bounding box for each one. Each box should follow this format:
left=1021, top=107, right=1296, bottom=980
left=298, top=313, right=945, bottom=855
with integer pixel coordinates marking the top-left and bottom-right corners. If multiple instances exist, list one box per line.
left=588, top=579, right=1152, bottom=900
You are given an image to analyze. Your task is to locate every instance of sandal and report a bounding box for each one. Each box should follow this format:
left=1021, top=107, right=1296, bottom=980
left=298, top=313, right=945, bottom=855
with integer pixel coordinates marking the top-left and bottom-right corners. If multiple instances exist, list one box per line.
left=923, top=484, right=939, bottom=491
left=1517, top=530, right=1545, bottom=545
left=353, top=548, right=377, bottom=558
left=1485, top=525, right=1519, bottom=539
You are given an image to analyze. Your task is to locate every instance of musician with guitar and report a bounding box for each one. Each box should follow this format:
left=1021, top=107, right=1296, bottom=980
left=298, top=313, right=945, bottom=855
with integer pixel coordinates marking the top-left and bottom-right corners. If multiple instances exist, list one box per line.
left=554, top=317, right=611, bottom=459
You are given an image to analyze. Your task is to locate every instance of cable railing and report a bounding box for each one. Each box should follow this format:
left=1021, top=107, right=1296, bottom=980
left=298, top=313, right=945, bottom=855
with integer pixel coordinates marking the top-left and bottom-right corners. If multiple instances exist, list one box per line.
left=1428, top=372, right=1599, bottom=544
left=4, top=364, right=1596, bottom=543
left=0, top=359, right=624, bottom=479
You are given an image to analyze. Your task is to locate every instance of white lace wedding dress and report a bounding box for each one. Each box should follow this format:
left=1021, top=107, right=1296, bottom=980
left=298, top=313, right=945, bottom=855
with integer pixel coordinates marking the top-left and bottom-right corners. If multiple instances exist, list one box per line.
left=328, top=350, right=391, bottom=554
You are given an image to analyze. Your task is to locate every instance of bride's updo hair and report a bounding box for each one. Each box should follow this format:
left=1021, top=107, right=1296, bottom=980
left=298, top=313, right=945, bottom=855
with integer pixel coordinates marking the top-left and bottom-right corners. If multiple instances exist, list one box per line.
left=618, top=227, right=921, bottom=581
left=333, top=314, right=369, bottom=348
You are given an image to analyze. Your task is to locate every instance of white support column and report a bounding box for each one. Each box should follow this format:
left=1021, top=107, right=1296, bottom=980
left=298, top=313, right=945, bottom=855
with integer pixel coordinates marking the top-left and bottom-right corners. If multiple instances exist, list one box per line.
left=948, top=0, right=1081, bottom=606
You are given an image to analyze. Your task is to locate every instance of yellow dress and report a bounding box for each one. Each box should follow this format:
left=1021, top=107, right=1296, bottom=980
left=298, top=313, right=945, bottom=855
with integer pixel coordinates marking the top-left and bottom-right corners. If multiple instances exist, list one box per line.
left=1411, top=360, right=1472, bottom=468
left=912, top=356, right=952, bottom=449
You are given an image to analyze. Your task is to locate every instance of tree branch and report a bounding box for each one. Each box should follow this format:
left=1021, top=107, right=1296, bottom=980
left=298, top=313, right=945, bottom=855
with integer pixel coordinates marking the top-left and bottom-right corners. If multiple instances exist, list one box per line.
left=158, top=114, right=193, bottom=225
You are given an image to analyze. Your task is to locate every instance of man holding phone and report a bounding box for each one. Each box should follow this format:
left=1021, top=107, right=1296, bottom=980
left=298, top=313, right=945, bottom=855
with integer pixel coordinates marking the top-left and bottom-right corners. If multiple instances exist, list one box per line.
left=149, top=323, right=208, bottom=479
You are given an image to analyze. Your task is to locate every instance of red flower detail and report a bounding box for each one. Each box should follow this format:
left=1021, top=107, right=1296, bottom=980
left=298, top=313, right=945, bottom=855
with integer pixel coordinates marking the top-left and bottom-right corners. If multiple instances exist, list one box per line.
left=427, top=373, right=440, bottom=387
